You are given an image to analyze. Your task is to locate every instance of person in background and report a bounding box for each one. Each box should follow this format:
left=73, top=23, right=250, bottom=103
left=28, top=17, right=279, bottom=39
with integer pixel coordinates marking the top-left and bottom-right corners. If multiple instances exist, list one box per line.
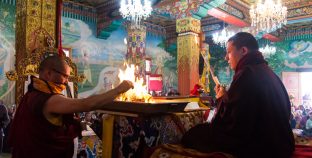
left=181, top=32, right=294, bottom=158
left=9, top=54, right=133, bottom=158
left=0, top=100, right=10, bottom=154
left=2, top=105, right=15, bottom=153
left=299, top=112, right=308, bottom=129
left=304, top=111, right=312, bottom=136
left=290, top=113, right=297, bottom=129
left=90, top=113, right=103, bottom=139
left=166, top=87, right=179, bottom=96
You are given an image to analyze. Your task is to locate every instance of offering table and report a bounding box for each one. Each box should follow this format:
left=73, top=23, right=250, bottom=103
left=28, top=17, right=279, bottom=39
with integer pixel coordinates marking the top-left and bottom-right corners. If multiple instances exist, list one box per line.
left=97, top=96, right=210, bottom=158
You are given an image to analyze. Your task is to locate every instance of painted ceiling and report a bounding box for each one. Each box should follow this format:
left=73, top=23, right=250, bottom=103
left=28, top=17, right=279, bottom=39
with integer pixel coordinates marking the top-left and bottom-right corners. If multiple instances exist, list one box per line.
left=66, top=0, right=312, bottom=42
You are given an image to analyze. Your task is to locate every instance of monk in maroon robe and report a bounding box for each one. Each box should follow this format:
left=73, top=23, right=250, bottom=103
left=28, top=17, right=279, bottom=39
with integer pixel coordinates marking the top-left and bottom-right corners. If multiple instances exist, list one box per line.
left=182, top=32, right=295, bottom=158
left=9, top=54, right=133, bottom=158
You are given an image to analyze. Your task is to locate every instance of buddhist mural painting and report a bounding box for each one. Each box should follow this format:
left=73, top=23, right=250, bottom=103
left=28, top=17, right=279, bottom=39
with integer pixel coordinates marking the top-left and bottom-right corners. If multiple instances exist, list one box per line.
left=0, top=2, right=16, bottom=102
left=61, top=17, right=177, bottom=97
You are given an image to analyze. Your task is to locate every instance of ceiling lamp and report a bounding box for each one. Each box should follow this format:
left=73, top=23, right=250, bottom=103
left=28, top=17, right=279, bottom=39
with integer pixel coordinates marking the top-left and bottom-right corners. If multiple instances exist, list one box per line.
left=119, top=0, right=152, bottom=29
left=212, top=27, right=235, bottom=47
left=260, top=44, right=276, bottom=58
left=249, top=0, right=287, bottom=33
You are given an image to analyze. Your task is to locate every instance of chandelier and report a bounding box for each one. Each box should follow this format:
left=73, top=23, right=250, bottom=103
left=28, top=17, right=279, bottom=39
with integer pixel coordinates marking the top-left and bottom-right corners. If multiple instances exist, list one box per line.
left=119, top=0, right=153, bottom=29
left=249, top=0, right=287, bottom=33
left=259, top=44, right=276, bottom=58
left=212, top=27, right=235, bottom=47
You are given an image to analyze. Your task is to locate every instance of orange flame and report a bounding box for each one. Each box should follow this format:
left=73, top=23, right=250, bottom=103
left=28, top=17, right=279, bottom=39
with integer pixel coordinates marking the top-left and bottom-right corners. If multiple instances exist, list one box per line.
left=117, top=64, right=151, bottom=102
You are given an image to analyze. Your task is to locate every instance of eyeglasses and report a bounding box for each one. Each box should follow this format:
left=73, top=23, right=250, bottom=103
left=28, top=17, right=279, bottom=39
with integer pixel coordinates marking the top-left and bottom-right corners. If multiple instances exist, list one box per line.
left=51, top=68, right=70, bottom=79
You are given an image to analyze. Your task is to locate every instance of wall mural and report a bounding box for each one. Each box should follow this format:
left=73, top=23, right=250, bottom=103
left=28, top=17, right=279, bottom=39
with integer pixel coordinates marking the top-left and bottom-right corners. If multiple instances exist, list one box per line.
left=0, top=2, right=16, bottom=104
left=278, top=40, right=312, bottom=68
left=61, top=17, right=177, bottom=98
left=261, top=39, right=312, bottom=77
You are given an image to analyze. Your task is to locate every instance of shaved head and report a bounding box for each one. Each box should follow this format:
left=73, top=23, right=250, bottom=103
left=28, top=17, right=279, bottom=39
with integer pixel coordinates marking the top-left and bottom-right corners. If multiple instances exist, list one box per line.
left=38, top=54, right=71, bottom=84
left=39, top=55, right=68, bottom=73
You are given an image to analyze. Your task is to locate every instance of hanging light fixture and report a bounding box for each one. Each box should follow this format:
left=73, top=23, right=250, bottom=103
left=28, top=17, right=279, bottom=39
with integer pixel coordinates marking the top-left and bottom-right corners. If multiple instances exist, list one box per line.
left=212, top=23, right=235, bottom=47
left=260, top=44, right=276, bottom=58
left=119, top=0, right=153, bottom=29
left=249, top=0, right=287, bottom=33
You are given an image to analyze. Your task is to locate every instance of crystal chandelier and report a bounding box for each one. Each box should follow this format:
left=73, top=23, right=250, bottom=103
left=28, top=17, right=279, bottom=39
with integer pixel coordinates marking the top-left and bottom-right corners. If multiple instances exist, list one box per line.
left=119, top=0, right=152, bottom=29
left=249, top=0, right=287, bottom=33
left=259, top=44, right=276, bottom=58
left=212, top=27, right=235, bottom=47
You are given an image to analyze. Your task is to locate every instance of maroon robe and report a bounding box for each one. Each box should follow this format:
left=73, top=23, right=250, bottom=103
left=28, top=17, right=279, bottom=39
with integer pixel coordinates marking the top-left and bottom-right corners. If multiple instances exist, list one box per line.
left=8, top=83, right=81, bottom=158
left=182, top=52, right=295, bottom=158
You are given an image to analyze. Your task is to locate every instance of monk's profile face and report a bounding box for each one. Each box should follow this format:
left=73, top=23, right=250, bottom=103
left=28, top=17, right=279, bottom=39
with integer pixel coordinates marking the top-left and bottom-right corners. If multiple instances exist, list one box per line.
left=225, top=41, right=245, bottom=71
left=49, top=63, right=70, bottom=85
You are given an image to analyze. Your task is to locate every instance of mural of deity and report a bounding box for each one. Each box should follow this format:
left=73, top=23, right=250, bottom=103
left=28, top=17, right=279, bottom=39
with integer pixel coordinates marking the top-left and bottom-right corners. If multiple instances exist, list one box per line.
left=81, top=49, right=93, bottom=88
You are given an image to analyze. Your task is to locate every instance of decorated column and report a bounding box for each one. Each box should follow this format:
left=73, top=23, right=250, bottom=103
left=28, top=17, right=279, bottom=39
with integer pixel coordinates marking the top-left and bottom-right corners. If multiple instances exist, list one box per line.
left=13, top=0, right=58, bottom=104
left=126, top=26, right=147, bottom=77
left=176, top=17, right=201, bottom=96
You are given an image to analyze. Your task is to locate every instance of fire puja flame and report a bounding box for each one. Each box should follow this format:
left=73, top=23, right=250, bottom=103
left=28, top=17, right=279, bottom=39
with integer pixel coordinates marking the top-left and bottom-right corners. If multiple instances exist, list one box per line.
left=117, top=64, right=151, bottom=102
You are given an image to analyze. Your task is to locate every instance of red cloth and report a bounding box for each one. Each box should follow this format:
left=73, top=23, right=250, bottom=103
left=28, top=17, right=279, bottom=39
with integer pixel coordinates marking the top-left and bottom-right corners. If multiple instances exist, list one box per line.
left=190, top=84, right=202, bottom=96
left=203, top=109, right=211, bottom=121
left=8, top=84, right=80, bottom=158
left=292, top=145, right=312, bottom=158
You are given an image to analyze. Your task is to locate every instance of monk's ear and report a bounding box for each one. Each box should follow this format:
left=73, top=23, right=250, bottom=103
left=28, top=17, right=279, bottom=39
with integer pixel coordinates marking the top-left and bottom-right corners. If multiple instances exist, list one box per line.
left=241, top=47, right=249, bottom=55
left=42, top=69, right=52, bottom=79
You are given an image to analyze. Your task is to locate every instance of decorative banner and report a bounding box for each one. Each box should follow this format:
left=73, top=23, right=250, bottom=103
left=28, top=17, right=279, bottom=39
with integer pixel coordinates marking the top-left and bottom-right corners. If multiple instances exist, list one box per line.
left=126, top=26, right=147, bottom=77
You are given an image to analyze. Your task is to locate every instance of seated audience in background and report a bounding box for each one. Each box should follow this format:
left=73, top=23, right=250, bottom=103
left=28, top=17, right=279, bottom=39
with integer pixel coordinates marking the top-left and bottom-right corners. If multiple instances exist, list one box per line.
left=299, top=114, right=308, bottom=129
left=290, top=113, right=297, bottom=129
left=2, top=105, right=15, bottom=153
left=304, top=112, right=312, bottom=136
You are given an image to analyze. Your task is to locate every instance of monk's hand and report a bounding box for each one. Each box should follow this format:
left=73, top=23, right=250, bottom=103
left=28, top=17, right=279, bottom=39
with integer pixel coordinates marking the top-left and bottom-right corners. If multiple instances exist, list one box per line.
left=214, top=84, right=226, bottom=99
left=116, top=80, right=134, bottom=94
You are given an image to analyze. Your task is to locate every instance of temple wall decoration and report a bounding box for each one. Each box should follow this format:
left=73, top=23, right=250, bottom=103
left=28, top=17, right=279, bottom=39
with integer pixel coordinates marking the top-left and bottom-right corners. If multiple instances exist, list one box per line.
left=126, top=27, right=146, bottom=66
left=126, top=26, right=147, bottom=75
left=177, top=17, right=201, bottom=95
left=0, top=1, right=16, bottom=105
left=11, top=0, right=58, bottom=104
left=62, top=1, right=97, bottom=24
left=3, top=0, right=81, bottom=105
left=61, top=17, right=177, bottom=97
